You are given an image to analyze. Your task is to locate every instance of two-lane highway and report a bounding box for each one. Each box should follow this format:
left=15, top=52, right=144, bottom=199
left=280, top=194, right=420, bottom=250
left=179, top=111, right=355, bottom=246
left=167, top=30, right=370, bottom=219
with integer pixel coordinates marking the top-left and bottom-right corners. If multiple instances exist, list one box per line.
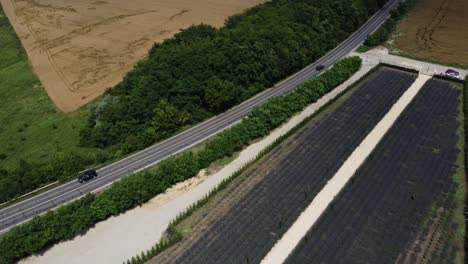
left=0, top=0, right=401, bottom=234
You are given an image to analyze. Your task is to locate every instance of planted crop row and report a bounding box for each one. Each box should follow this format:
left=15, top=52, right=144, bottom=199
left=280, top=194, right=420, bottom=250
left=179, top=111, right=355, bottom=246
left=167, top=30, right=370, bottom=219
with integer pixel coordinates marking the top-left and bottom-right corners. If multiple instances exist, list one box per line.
left=168, top=69, right=417, bottom=263
left=287, top=79, right=461, bottom=263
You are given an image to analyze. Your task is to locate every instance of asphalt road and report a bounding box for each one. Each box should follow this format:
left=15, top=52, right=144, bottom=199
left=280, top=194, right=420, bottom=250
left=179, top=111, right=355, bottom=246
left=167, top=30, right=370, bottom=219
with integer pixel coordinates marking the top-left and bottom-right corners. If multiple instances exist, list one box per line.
left=0, top=0, right=401, bottom=235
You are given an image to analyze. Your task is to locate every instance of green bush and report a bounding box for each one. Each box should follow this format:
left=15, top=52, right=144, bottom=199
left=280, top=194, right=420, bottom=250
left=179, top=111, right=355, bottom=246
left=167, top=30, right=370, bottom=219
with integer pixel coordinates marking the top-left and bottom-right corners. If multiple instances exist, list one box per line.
left=0, top=57, right=361, bottom=264
left=0, top=150, right=111, bottom=203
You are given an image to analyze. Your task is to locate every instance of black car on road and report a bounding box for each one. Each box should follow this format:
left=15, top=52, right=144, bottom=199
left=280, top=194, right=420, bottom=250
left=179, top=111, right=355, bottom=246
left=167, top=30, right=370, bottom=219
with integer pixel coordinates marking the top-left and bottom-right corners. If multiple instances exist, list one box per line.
left=78, top=169, right=98, bottom=183
left=316, top=64, right=325, bottom=71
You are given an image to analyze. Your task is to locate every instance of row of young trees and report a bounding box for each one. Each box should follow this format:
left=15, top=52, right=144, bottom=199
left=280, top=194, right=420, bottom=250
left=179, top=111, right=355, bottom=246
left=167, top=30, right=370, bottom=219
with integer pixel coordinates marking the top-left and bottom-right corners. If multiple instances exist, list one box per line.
left=79, top=0, right=385, bottom=152
left=0, top=57, right=362, bottom=264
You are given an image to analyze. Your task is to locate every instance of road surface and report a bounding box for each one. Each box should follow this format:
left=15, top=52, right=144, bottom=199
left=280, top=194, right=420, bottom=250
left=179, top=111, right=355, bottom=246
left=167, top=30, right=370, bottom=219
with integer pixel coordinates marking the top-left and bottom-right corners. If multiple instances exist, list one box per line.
left=0, top=0, right=401, bottom=235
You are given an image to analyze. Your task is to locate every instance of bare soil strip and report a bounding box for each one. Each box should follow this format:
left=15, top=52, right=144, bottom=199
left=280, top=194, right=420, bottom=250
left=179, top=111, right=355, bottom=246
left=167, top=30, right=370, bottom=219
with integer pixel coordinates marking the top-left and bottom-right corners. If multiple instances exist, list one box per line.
left=0, top=0, right=267, bottom=112
left=261, top=74, right=430, bottom=264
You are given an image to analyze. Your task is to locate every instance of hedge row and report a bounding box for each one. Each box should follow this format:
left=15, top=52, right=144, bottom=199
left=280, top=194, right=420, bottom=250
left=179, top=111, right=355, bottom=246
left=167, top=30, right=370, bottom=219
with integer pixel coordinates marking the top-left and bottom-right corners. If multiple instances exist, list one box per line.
left=0, top=57, right=362, bottom=264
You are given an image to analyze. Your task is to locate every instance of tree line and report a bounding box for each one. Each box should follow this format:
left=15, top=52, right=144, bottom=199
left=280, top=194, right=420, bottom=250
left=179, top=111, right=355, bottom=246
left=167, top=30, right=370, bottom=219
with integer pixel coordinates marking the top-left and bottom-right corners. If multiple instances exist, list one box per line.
left=79, top=0, right=384, bottom=152
left=0, top=0, right=388, bottom=207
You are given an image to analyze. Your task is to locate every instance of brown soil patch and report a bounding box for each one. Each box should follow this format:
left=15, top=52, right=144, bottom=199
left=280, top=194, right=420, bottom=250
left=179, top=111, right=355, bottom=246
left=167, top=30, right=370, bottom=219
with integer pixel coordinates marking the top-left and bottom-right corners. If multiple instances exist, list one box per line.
left=393, top=0, right=468, bottom=68
left=0, top=0, right=266, bottom=112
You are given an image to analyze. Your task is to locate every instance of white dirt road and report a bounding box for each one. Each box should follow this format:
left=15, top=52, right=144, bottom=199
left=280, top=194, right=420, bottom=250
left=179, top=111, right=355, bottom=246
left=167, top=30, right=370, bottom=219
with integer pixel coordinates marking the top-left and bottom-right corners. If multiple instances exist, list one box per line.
left=20, top=61, right=376, bottom=264
left=261, top=73, right=431, bottom=264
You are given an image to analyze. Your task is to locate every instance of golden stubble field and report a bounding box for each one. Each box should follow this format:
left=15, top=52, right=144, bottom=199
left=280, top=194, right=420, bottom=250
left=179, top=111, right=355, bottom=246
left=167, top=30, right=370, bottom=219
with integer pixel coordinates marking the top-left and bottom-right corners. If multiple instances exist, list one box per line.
left=0, top=0, right=266, bottom=112
left=393, top=0, right=468, bottom=68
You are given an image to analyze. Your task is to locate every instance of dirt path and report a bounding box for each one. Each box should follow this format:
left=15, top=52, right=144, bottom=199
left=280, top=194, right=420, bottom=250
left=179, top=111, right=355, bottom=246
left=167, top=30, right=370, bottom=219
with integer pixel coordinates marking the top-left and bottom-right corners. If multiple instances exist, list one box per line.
left=261, top=74, right=430, bottom=264
left=0, top=0, right=267, bottom=112
left=19, top=59, right=376, bottom=264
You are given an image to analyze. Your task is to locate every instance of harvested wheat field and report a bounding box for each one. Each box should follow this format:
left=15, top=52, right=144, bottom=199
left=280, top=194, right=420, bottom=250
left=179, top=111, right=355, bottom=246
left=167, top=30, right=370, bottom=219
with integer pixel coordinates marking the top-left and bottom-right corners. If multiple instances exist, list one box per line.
left=0, top=0, right=266, bottom=112
left=393, top=0, right=468, bottom=68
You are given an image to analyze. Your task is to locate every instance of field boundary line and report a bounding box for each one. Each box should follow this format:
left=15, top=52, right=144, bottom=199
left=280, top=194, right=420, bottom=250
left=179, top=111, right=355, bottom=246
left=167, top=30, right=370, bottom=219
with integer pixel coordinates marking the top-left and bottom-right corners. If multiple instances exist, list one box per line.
left=261, top=73, right=431, bottom=264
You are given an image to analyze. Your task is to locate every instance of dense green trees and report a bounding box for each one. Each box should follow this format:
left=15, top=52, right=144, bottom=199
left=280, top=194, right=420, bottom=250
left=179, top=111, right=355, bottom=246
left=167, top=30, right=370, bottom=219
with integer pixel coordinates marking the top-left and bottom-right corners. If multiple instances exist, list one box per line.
left=79, top=0, right=382, bottom=154
left=0, top=0, right=389, bottom=206
left=0, top=57, right=361, bottom=264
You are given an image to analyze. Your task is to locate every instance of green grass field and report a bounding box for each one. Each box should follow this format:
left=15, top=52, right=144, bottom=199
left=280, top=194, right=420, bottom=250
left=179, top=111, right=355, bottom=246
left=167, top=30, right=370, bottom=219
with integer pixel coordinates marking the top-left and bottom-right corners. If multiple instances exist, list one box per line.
left=0, top=7, right=91, bottom=170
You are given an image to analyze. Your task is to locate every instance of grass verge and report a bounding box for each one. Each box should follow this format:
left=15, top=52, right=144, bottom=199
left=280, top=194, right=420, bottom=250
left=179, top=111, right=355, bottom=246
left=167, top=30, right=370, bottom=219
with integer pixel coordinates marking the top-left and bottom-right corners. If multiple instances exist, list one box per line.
left=462, top=77, right=468, bottom=262
left=451, top=79, right=466, bottom=263
left=0, top=6, right=92, bottom=168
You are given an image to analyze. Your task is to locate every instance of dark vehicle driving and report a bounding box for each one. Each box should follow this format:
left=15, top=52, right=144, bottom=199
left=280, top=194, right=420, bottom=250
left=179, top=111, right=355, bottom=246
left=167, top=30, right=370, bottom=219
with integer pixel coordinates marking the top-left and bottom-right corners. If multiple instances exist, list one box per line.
left=78, top=169, right=98, bottom=183
left=316, top=64, right=325, bottom=71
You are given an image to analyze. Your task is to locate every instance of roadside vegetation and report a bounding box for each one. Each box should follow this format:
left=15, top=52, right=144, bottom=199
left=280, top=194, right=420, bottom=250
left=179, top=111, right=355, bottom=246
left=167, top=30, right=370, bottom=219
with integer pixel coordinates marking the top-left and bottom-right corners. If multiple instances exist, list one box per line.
left=0, top=6, right=110, bottom=203
left=0, top=57, right=362, bottom=264
left=358, top=0, right=415, bottom=51
left=79, top=0, right=386, bottom=156
left=0, top=0, right=389, bottom=204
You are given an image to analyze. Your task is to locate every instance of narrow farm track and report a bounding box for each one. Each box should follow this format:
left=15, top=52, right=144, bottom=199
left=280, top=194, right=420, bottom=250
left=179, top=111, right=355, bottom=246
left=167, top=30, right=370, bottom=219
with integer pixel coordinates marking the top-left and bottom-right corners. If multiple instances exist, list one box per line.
left=286, top=79, right=461, bottom=263
left=150, top=68, right=417, bottom=264
left=0, top=0, right=402, bottom=234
